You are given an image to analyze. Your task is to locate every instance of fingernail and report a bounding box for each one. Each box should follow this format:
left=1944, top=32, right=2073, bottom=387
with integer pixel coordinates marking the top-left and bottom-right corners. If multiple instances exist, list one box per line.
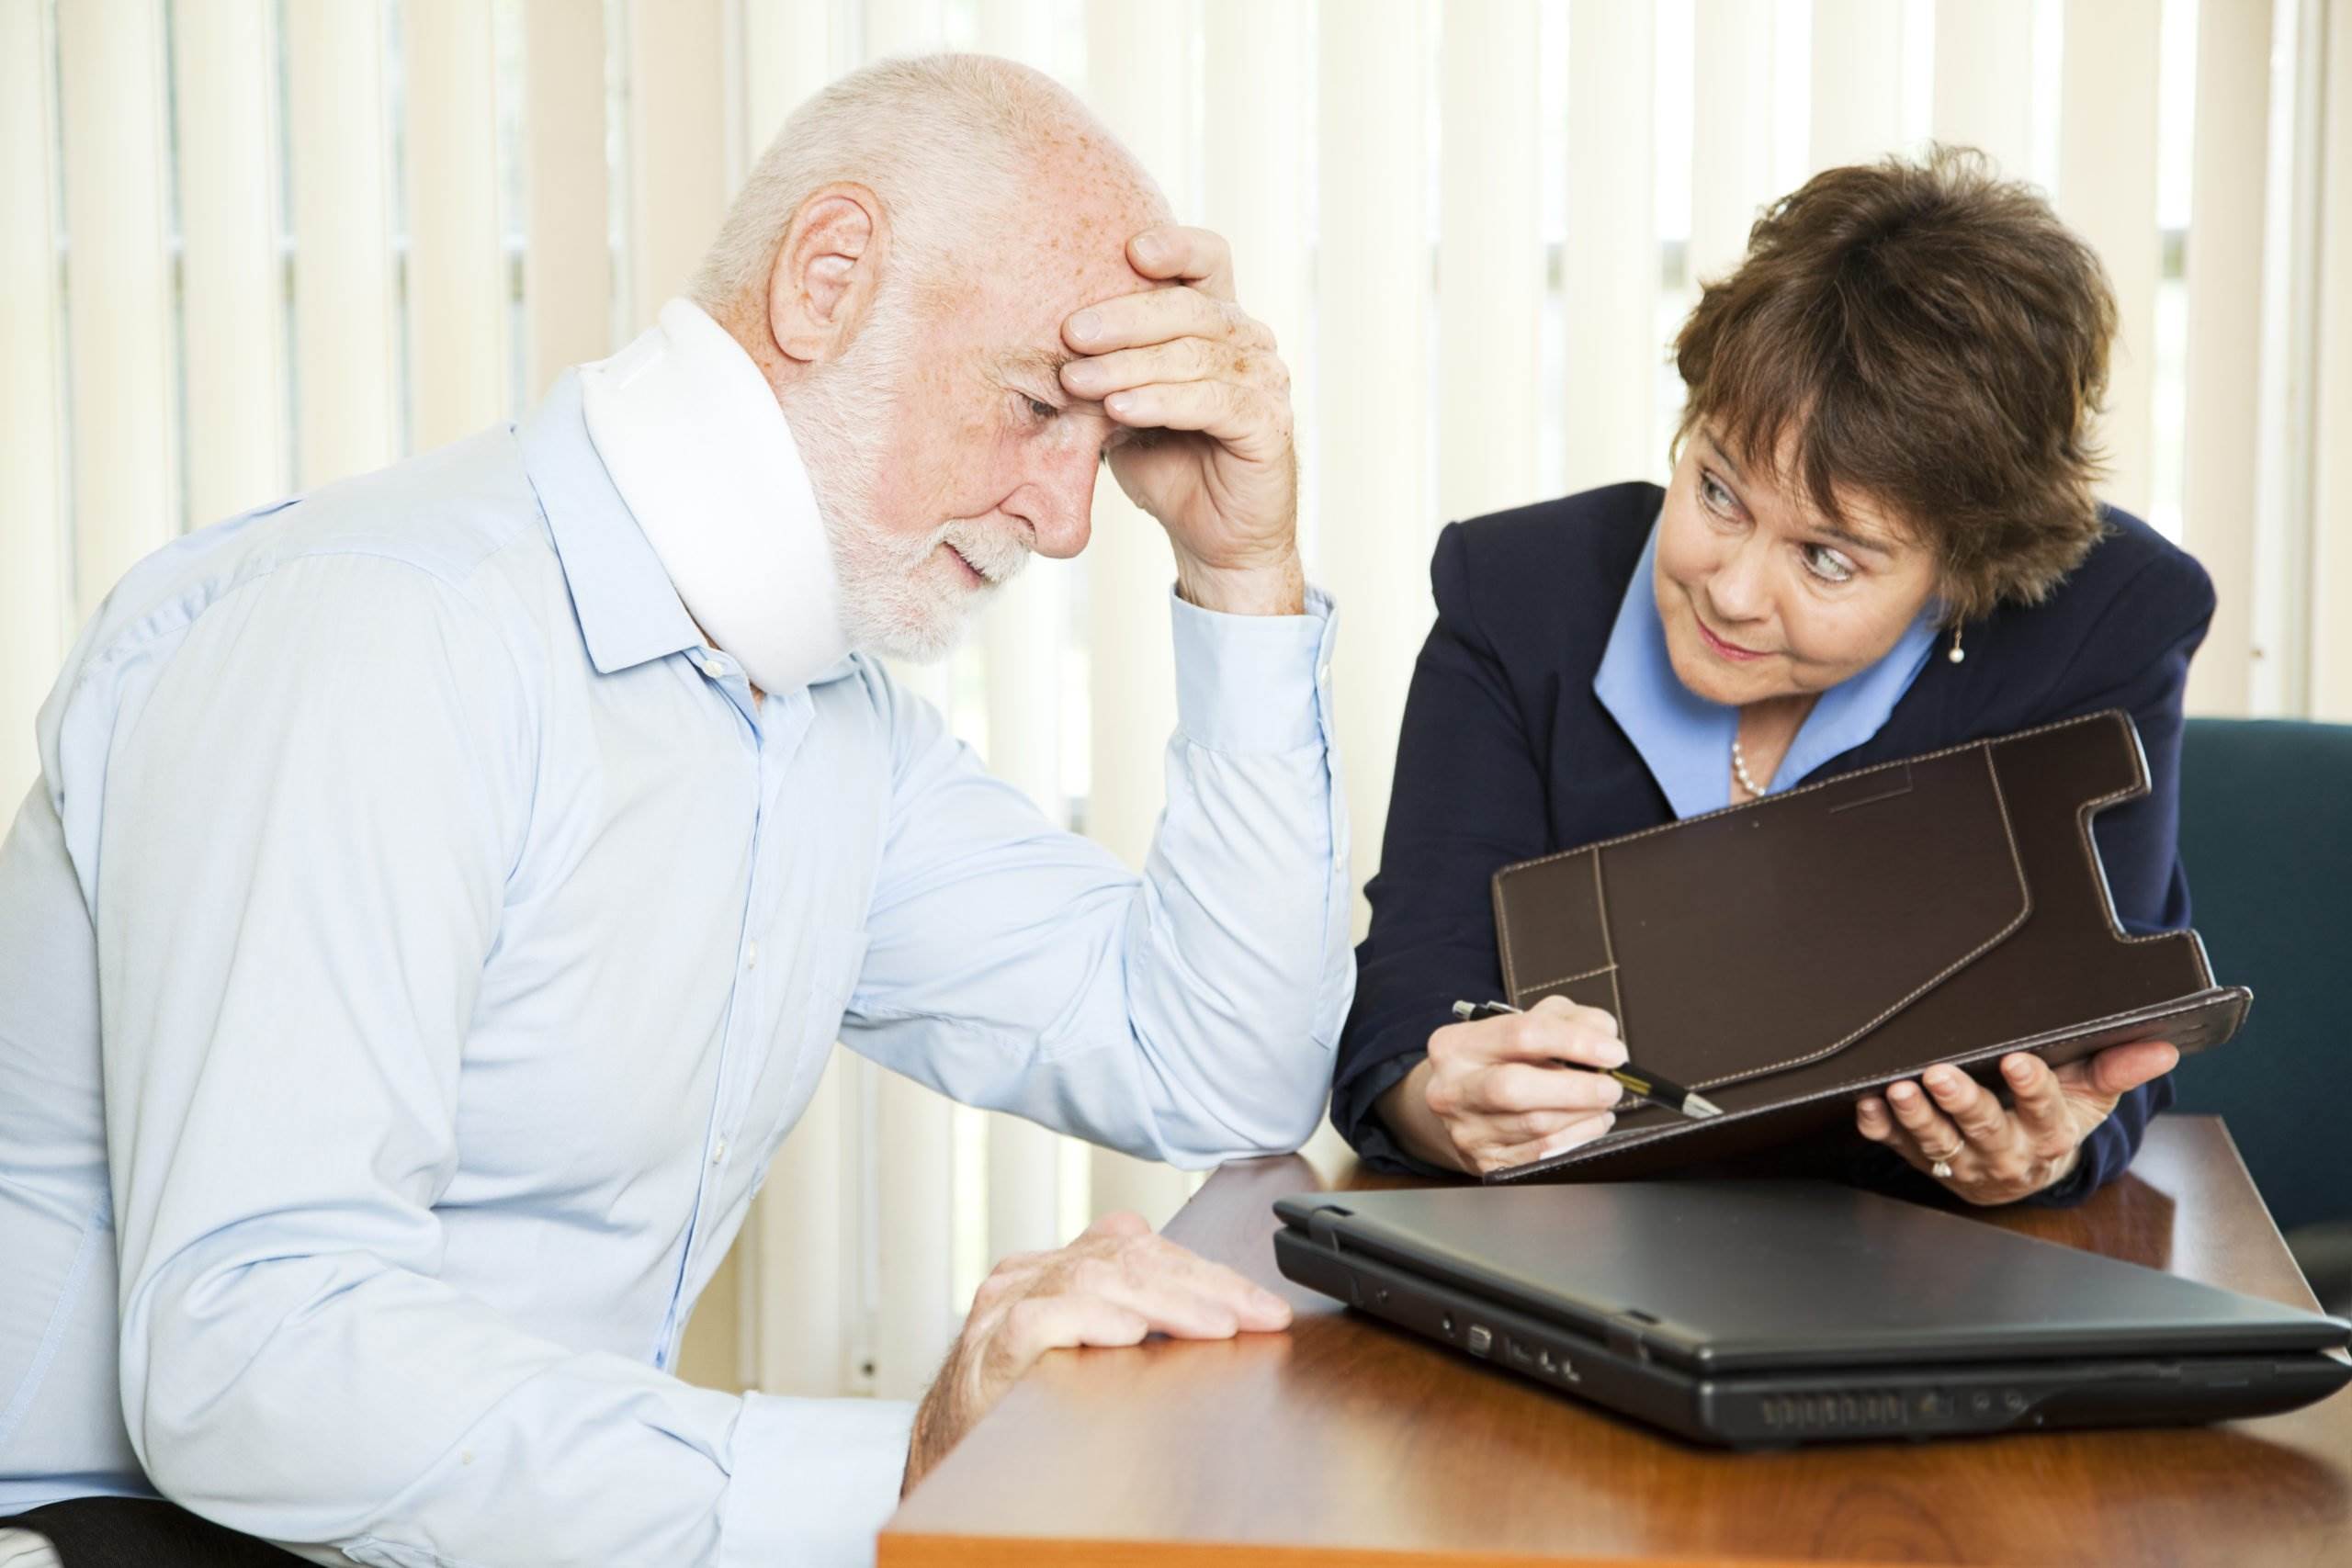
left=1134, top=233, right=1165, bottom=262
left=1069, top=310, right=1102, bottom=342
left=1566, top=1113, right=1615, bottom=1148
left=2005, top=1056, right=2034, bottom=1081
left=1105, top=391, right=1136, bottom=416
left=1890, top=1083, right=1916, bottom=1103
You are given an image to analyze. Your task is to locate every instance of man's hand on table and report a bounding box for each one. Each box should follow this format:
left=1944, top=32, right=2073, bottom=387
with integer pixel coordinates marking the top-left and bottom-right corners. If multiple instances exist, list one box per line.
left=901, top=1209, right=1293, bottom=1494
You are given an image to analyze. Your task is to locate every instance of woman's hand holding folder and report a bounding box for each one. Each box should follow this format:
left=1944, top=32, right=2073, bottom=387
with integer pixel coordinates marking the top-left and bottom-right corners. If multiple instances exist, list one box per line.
left=1857, top=1041, right=2180, bottom=1205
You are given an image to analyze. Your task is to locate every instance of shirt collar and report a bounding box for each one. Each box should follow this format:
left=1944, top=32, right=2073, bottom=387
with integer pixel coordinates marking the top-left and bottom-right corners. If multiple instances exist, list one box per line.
left=516, top=371, right=706, bottom=677
left=574, top=298, right=853, bottom=695
left=1594, top=515, right=1939, bottom=818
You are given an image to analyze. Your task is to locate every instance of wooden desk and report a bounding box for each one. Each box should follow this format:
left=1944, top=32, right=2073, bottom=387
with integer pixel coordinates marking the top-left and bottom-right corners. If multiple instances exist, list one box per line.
left=881, top=1116, right=2351, bottom=1567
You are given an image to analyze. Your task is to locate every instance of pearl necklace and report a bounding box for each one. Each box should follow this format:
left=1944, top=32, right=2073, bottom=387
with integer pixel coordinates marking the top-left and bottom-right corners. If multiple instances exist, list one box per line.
left=1731, top=625, right=1967, bottom=800
left=1731, top=732, right=1766, bottom=800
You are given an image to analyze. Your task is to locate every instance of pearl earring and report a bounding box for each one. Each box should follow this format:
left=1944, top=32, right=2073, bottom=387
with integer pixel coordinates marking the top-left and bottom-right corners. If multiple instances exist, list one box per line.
left=1947, top=625, right=1966, bottom=665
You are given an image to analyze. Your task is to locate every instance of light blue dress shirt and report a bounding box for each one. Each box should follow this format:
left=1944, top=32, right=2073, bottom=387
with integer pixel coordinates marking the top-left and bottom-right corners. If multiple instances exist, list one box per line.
left=1593, top=518, right=1939, bottom=816
left=0, top=376, right=1351, bottom=1565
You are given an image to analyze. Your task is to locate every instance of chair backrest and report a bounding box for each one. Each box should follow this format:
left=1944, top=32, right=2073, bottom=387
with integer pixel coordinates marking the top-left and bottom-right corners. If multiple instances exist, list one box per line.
left=2169, top=717, right=2352, bottom=1235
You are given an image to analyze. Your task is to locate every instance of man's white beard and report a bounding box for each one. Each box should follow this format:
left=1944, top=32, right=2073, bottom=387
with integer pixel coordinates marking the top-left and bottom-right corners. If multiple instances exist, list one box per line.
left=786, top=312, right=1032, bottom=664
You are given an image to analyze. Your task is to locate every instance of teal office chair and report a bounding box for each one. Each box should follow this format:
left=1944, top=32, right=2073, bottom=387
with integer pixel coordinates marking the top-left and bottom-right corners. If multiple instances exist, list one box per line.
left=2169, top=717, right=2352, bottom=1314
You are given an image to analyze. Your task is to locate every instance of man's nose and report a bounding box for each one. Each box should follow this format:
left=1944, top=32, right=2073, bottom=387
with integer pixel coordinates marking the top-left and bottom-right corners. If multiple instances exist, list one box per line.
left=1013, top=459, right=1099, bottom=560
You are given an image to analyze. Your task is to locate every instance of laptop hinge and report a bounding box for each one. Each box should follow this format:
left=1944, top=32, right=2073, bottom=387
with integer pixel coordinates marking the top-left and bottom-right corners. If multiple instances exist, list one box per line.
left=1306, top=1205, right=1354, bottom=1248
left=1605, top=1310, right=1656, bottom=1362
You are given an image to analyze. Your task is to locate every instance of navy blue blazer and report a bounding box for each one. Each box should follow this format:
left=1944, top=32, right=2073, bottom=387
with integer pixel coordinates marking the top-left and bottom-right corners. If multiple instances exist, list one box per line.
left=1334, top=481, right=2219, bottom=1204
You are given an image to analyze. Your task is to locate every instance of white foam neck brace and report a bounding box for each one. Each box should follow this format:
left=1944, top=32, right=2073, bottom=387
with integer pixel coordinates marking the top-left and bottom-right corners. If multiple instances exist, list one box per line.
left=578, top=298, right=850, bottom=694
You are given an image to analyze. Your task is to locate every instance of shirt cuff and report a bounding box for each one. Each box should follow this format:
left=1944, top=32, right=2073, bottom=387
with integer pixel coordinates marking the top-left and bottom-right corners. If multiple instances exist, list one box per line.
left=718, top=1392, right=918, bottom=1568
left=1169, top=586, right=1336, bottom=754
left=1339, top=1049, right=1464, bottom=1179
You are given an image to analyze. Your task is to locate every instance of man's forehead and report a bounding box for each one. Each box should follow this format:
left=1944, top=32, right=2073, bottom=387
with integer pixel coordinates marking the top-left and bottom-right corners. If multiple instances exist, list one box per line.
left=962, top=143, right=1173, bottom=362
left=1006, top=209, right=1161, bottom=300
left=1011, top=151, right=1170, bottom=283
left=979, top=238, right=1170, bottom=367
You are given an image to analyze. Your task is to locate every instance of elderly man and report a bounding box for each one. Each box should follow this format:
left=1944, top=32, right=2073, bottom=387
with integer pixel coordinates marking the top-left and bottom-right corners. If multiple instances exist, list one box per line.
left=0, top=55, right=1348, bottom=1568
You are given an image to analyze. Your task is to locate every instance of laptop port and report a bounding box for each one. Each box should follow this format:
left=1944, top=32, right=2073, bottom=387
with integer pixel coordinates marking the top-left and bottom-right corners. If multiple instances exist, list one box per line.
left=1466, top=1325, right=1494, bottom=1357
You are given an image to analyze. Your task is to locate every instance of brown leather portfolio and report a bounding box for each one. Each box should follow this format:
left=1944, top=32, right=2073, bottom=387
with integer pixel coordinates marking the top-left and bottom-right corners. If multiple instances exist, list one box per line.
left=1486, top=710, right=2249, bottom=1184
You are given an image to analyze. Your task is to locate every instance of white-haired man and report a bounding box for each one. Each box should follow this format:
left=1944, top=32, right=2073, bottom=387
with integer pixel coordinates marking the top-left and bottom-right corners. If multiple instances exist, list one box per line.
left=0, top=57, right=1349, bottom=1568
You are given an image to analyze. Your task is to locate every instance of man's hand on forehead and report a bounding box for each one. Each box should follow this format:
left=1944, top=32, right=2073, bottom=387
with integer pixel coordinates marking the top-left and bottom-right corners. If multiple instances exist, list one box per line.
left=1049, top=221, right=1300, bottom=615
left=1056, top=224, right=1286, bottom=466
left=1126, top=225, right=1236, bottom=299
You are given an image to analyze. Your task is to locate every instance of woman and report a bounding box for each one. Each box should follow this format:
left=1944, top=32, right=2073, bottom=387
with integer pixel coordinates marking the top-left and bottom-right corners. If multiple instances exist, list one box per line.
left=1333, top=149, right=2213, bottom=1206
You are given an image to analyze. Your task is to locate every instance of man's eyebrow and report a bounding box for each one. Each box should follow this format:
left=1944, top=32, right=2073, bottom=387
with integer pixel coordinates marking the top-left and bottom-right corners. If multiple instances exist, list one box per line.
left=1000, top=348, right=1077, bottom=384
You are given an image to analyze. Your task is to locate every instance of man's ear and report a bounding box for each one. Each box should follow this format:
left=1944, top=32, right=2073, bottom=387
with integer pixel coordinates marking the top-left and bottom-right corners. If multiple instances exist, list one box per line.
left=767, top=184, right=887, bottom=366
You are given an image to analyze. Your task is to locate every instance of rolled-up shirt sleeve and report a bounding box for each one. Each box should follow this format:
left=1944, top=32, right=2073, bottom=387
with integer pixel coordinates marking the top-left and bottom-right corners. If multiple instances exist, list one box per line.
left=81, top=552, right=903, bottom=1567
left=844, top=587, right=1351, bottom=1167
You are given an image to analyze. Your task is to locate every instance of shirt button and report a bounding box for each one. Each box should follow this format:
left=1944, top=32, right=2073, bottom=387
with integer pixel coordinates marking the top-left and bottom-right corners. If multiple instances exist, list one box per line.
left=743, top=941, right=758, bottom=970
left=710, top=1137, right=728, bottom=1166
left=1316, top=660, right=1332, bottom=685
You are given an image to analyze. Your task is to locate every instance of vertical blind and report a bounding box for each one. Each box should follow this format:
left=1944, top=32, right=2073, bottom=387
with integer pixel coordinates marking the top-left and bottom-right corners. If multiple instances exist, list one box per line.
left=5, top=0, right=2348, bottom=1402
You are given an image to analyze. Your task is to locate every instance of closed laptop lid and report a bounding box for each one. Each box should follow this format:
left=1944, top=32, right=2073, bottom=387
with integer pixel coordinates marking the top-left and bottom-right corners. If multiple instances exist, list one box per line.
left=1275, top=1181, right=2352, bottom=1374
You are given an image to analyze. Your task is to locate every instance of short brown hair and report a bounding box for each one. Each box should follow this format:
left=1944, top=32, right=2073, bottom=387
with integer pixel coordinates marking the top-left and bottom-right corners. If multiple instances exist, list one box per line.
left=1671, top=146, right=2117, bottom=621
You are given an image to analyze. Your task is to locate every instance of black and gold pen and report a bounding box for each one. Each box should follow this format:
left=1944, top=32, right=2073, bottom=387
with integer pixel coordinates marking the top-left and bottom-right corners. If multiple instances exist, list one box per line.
left=1451, top=1000, right=1724, bottom=1121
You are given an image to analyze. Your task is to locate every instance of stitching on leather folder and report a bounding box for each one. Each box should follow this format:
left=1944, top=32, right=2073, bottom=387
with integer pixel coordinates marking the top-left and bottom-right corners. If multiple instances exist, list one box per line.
left=1515, top=962, right=1619, bottom=992
left=1502, top=856, right=1632, bottom=1021
left=1491, top=988, right=2249, bottom=1181
left=1683, top=746, right=2035, bottom=1089
left=1502, top=853, right=1632, bottom=999
left=2058, top=720, right=2214, bottom=982
left=1497, top=739, right=2039, bottom=1085
left=1488, top=711, right=2187, bottom=1070
left=1490, top=708, right=2125, bottom=882
left=1593, top=852, right=1627, bottom=1032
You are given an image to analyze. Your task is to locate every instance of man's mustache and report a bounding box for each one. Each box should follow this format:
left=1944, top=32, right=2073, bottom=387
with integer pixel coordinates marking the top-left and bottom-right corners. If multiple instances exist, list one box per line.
left=935, top=520, right=1033, bottom=586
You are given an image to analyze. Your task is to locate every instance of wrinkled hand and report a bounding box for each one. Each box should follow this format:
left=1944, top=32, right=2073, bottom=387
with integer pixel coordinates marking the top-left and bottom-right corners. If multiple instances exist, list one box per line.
left=902, top=1210, right=1291, bottom=1494
left=1060, top=225, right=1300, bottom=615
left=1415, top=995, right=1626, bottom=1175
left=1855, top=1041, right=2179, bottom=1205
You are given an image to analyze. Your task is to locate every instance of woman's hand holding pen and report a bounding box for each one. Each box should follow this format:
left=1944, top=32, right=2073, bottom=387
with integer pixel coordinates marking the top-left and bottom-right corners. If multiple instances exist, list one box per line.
left=1376, top=996, right=1626, bottom=1175
left=1854, top=1042, right=2180, bottom=1204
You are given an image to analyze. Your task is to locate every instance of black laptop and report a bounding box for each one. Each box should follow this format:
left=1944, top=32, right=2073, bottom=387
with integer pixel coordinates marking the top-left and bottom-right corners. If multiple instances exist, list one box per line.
left=1273, top=1181, right=2352, bottom=1447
